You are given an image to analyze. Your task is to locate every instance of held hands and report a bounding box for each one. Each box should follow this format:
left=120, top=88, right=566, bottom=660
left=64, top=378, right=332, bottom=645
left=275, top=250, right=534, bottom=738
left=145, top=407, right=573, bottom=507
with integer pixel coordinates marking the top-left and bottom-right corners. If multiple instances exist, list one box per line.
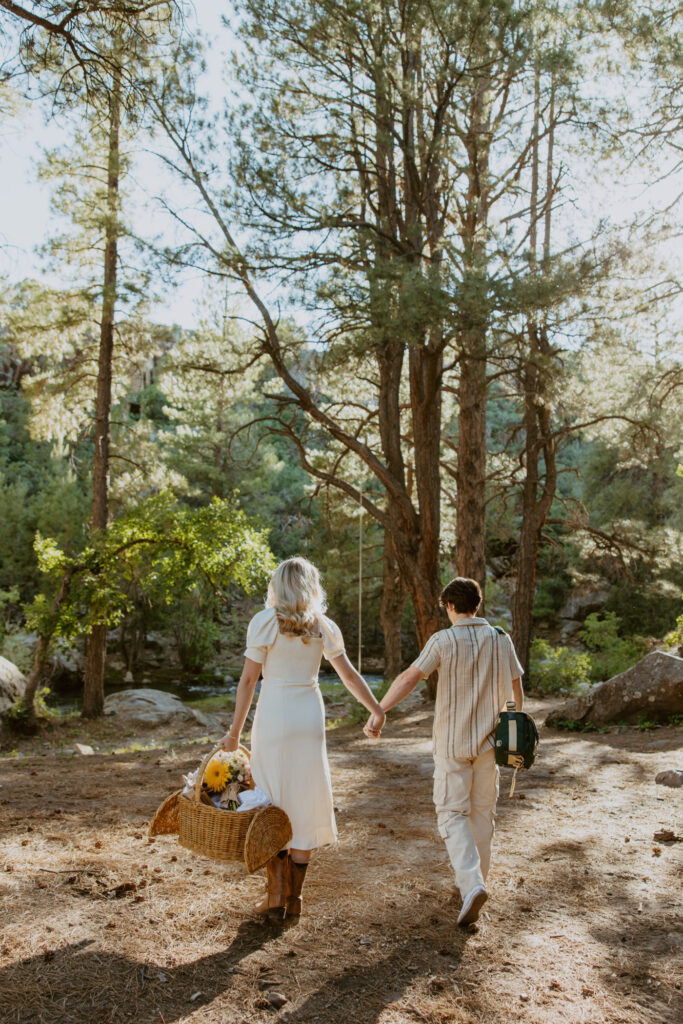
left=221, top=733, right=239, bottom=752
left=363, top=706, right=386, bottom=739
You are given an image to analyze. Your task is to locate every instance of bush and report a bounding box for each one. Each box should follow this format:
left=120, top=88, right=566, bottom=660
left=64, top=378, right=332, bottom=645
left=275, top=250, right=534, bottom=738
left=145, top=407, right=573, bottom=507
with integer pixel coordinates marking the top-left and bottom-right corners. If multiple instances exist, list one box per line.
left=532, top=576, right=571, bottom=622
left=579, top=612, right=647, bottom=681
left=664, top=612, right=683, bottom=649
left=170, top=600, right=222, bottom=674
left=529, top=638, right=592, bottom=695
left=0, top=629, right=34, bottom=675
left=605, top=581, right=683, bottom=637
left=5, top=687, right=57, bottom=732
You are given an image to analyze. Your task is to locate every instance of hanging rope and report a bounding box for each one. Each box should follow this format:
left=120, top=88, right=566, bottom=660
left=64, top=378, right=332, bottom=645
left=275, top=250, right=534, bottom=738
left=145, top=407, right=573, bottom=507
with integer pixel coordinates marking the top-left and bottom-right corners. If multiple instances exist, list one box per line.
left=358, top=477, right=363, bottom=673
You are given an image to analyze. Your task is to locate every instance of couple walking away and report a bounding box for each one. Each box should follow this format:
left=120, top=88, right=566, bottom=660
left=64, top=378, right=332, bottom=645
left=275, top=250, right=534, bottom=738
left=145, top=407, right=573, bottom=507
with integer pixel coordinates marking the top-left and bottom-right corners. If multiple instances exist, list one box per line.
left=221, top=557, right=524, bottom=926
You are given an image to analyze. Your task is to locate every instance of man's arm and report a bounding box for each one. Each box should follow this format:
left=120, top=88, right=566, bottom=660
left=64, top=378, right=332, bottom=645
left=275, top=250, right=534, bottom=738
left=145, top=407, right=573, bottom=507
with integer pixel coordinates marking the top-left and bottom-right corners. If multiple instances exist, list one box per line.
left=380, top=666, right=425, bottom=712
left=512, top=677, right=524, bottom=710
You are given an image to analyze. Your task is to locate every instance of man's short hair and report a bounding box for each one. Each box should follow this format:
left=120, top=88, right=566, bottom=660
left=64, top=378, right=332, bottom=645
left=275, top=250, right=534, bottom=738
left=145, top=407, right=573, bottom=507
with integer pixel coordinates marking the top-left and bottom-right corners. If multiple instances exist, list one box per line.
left=440, top=577, right=482, bottom=614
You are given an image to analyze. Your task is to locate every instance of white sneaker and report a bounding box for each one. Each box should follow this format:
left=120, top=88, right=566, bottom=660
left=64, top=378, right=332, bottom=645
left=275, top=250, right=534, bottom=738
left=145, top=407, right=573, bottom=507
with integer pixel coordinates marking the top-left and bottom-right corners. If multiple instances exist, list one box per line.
left=457, top=885, right=488, bottom=926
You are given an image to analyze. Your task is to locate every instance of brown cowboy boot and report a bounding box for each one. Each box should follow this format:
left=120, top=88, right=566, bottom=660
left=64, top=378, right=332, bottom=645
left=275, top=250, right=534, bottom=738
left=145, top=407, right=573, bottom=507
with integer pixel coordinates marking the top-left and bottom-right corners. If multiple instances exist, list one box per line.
left=255, top=851, right=287, bottom=919
left=285, top=856, right=309, bottom=917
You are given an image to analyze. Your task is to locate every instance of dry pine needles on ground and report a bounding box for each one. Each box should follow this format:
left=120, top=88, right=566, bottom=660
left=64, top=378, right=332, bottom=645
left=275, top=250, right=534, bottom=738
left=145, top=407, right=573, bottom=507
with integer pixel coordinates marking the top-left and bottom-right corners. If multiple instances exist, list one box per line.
left=0, top=699, right=681, bottom=1024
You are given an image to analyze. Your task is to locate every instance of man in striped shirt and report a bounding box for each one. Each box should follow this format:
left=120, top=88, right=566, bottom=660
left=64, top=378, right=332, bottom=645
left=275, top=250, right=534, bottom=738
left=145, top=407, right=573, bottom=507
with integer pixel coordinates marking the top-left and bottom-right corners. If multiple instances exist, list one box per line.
left=367, top=577, right=524, bottom=926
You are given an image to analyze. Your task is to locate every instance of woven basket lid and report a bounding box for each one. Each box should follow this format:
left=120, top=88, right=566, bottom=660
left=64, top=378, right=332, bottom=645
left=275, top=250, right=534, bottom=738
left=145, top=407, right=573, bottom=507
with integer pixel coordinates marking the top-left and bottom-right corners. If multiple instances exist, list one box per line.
left=149, top=789, right=182, bottom=836
left=243, top=806, right=293, bottom=873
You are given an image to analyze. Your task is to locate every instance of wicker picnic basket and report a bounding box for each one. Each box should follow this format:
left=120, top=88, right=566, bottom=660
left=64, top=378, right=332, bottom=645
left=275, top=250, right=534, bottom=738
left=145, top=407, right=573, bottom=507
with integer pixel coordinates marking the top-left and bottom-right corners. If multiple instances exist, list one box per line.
left=174, top=744, right=292, bottom=872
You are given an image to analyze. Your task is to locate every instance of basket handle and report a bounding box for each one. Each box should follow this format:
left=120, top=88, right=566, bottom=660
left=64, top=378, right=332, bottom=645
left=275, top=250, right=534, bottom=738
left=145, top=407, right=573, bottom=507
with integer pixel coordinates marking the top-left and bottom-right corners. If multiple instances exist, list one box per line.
left=192, top=743, right=251, bottom=804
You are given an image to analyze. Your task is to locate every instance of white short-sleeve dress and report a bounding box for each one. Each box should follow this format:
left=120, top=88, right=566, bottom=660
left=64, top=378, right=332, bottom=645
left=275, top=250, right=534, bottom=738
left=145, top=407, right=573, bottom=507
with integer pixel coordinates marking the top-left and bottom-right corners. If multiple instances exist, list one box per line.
left=245, top=607, right=344, bottom=850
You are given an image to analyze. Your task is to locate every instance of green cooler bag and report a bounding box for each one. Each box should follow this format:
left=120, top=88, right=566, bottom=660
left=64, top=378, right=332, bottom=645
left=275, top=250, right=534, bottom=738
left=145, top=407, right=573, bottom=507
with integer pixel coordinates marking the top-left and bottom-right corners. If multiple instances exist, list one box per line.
left=494, top=707, right=539, bottom=769
left=492, top=626, right=539, bottom=773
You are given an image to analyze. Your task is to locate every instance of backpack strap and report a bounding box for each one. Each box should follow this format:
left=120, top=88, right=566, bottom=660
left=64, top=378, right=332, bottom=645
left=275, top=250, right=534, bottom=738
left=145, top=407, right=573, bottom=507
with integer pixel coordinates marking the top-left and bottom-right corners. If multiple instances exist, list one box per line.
left=492, top=625, right=516, bottom=710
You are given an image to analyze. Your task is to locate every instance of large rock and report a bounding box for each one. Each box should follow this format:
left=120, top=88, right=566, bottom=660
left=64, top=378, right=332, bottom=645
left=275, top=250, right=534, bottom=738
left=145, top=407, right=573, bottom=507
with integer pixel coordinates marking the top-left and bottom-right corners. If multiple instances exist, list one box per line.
left=559, top=588, right=609, bottom=622
left=547, top=651, right=683, bottom=727
left=103, top=688, right=211, bottom=728
left=0, top=656, right=27, bottom=715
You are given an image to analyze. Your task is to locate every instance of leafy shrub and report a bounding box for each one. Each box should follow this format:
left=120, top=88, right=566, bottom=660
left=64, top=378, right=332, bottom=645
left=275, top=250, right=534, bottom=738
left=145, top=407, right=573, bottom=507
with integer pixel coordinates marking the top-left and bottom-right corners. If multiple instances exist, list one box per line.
left=0, top=630, right=34, bottom=675
left=553, top=719, right=609, bottom=734
left=170, top=600, right=222, bottom=673
left=664, top=611, right=683, bottom=649
left=579, top=612, right=647, bottom=681
left=605, top=581, right=683, bottom=637
left=6, top=687, right=57, bottom=731
left=533, top=576, right=571, bottom=622
left=529, top=638, right=592, bottom=695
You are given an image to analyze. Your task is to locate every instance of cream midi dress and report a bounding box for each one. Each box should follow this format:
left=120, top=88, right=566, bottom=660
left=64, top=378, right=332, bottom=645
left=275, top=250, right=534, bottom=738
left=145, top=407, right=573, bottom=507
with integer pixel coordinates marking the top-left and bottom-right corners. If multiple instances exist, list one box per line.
left=245, top=607, right=343, bottom=850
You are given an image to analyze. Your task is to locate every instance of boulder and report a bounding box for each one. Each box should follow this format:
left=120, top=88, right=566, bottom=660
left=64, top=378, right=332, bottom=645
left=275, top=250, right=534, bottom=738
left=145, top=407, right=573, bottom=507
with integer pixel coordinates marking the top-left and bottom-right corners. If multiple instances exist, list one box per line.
left=655, top=769, right=683, bottom=789
left=103, top=688, right=211, bottom=728
left=0, top=656, right=27, bottom=715
left=559, top=588, right=609, bottom=622
left=547, top=651, right=683, bottom=727
left=560, top=620, right=583, bottom=642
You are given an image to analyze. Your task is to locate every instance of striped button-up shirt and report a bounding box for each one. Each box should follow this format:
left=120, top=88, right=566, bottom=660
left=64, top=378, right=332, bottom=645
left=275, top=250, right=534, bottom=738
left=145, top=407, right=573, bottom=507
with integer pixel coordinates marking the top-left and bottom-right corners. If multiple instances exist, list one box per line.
left=412, top=618, right=524, bottom=760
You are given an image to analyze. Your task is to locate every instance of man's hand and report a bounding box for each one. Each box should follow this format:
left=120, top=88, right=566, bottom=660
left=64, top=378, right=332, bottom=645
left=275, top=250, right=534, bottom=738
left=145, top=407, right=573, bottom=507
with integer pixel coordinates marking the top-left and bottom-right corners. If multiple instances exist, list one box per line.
left=363, top=709, right=385, bottom=739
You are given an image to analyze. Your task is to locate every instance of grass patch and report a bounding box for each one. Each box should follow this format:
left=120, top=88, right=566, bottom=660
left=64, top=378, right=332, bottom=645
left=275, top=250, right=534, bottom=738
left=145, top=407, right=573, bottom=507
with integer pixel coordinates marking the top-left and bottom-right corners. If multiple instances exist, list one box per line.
left=184, top=694, right=235, bottom=711
left=554, top=719, right=610, bottom=734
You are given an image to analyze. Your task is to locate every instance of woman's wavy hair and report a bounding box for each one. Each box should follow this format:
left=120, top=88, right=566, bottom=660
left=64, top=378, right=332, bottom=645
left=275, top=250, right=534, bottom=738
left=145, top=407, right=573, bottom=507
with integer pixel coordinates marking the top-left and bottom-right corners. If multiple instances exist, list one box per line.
left=266, top=557, right=327, bottom=638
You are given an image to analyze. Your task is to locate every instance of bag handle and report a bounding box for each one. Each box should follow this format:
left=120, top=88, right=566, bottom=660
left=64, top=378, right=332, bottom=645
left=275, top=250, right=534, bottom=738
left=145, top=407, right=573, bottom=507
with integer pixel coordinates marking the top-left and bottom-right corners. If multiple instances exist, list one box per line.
left=192, top=744, right=251, bottom=805
left=493, top=625, right=516, bottom=711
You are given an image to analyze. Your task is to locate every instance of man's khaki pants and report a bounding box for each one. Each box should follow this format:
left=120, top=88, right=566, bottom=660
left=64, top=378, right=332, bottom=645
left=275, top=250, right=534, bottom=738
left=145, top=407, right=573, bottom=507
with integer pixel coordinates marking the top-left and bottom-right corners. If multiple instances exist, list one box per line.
left=433, top=746, right=500, bottom=898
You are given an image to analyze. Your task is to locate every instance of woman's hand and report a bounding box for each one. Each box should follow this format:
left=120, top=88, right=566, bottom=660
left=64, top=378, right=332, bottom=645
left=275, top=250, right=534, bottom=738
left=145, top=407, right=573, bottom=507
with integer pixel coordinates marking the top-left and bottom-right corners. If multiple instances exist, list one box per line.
left=363, top=707, right=385, bottom=739
left=221, top=732, right=239, bottom=752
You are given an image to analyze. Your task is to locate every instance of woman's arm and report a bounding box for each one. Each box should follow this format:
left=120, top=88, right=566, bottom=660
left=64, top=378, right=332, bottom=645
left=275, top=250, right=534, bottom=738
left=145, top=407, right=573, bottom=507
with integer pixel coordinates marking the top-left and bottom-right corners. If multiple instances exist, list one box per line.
left=329, top=653, right=385, bottom=732
left=221, top=657, right=262, bottom=751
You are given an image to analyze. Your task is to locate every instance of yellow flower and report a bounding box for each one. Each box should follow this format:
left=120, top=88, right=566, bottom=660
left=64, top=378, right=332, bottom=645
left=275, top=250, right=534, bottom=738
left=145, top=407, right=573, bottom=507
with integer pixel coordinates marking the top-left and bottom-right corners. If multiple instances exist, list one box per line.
left=204, top=759, right=230, bottom=793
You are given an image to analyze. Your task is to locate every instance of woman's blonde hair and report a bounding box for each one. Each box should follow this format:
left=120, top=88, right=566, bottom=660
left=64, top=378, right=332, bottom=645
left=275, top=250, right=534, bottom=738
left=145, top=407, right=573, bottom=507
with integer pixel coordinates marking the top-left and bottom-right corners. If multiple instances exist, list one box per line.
left=266, top=557, right=327, bottom=637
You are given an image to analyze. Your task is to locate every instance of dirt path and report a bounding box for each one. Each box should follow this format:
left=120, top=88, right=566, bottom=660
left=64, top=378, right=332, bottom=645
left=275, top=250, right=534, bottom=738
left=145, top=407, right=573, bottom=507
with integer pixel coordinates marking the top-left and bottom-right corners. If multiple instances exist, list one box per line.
left=0, top=699, right=681, bottom=1024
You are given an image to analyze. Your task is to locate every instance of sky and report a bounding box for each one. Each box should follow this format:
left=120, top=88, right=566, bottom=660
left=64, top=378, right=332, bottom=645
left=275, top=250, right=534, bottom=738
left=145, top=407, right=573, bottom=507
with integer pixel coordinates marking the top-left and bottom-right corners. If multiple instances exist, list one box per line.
left=0, top=4, right=230, bottom=329
left=0, top=5, right=680, bottom=336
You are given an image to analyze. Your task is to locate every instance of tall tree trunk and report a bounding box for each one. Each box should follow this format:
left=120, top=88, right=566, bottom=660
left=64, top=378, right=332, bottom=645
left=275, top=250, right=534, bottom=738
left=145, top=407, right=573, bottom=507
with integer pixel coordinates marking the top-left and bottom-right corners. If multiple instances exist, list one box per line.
left=22, top=568, right=74, bottom=729
left=455, top=69, right=491, bottom=602
left=82, top=62, right=121, bottom=719
left=511, top=322, right=557, bottom=675
left=455, top=342, right=488, bottom=591
left=512, top=72, right=558, bottom=675
left=380, top=533, right=406, bottom=681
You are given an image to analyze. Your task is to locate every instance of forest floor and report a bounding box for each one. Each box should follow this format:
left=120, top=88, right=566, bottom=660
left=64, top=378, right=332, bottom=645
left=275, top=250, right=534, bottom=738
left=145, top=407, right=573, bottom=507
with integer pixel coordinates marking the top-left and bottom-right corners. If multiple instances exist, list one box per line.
left=0, top=697, right=681, bottom=1024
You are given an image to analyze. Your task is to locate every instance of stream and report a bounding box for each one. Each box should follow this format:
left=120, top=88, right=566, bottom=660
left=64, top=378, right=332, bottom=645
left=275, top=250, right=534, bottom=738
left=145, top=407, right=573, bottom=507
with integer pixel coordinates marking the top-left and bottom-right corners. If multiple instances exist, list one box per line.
left=49, top=668, right=385, bottom=713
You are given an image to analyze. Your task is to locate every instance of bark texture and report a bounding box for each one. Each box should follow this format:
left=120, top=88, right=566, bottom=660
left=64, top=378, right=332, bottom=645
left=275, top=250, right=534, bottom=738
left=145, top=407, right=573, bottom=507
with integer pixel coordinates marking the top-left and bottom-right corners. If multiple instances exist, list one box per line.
left=454, top=68, right=491, bottom=602
left=379, top=535, right=407, bottom=682
left=82, top=63, right=120, bottom=720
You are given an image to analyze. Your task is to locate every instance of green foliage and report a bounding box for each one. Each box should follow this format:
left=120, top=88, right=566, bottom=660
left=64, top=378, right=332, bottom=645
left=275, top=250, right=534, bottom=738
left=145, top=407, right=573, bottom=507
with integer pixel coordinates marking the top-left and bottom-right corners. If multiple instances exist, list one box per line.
left=533, top=576, right=571, bottom=622
left=0, top=381, right=89, bottom=603
left=553, top=719, right=610, bottom=734
left=605, top=579, right=683, bottom=637
left=529, top=638, right=592, bottom=695
left=0, top=587, right=20, bottom=636
left=579, top=613, right=647, bottom=682
left=664, top=611, right=683, bottom=648
left=0, top=630, right=34, bottom=675
left=26, top=492, right=275, bottom=646
left=5, top=687, right=56, bottom=727
left=169, top=595, right=222, bottom=674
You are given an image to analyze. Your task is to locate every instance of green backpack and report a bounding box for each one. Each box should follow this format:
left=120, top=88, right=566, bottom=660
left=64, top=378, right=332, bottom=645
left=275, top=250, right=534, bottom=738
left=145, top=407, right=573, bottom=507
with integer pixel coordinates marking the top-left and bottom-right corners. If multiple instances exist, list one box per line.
left=492, top=627, right=540, bottom=792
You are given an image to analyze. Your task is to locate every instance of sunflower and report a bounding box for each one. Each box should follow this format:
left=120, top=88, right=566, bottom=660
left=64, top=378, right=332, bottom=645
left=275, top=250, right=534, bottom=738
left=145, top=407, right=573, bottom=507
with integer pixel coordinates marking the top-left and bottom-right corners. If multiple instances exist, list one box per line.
left=204, top=758, right=230, bottom=793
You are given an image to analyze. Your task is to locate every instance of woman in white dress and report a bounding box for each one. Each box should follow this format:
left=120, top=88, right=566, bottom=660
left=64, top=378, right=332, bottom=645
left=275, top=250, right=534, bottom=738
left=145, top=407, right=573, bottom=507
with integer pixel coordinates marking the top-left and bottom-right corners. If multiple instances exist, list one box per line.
left=221, top=557, right=384, bottom=919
